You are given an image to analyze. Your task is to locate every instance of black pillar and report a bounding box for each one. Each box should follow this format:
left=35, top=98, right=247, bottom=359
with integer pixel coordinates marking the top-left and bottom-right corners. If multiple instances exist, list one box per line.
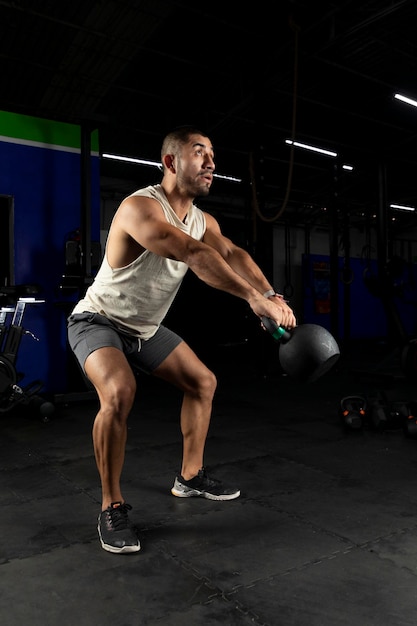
left=80, top=123, right=92, bottom=281
left=377, top=162, right=406, bottom=344
left=329, top=163, right=340, bottom=340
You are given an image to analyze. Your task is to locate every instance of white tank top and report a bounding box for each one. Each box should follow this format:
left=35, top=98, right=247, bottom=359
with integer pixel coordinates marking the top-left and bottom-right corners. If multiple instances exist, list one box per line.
left=71, top=184, right=206, bottom=339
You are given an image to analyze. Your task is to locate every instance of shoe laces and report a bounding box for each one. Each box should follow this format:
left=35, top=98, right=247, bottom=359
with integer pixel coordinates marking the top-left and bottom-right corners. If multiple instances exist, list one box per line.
left=105, top=502, right=133, bottom=531
left=197, top=468, right=220, bottom=488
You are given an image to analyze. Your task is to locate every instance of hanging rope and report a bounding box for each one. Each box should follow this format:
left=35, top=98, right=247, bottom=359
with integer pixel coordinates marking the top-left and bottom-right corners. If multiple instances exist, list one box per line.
left=284, top=220, right=295, bottom=297
left=250, top=17, right=300, bottom=223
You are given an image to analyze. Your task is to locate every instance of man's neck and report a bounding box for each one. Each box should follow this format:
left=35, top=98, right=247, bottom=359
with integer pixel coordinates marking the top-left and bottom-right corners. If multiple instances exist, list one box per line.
left=160, top=181, right=193, bottom=222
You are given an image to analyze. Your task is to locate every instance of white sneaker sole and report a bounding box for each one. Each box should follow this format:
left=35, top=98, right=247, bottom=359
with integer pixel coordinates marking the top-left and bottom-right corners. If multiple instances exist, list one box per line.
left=97, top=521, right=141, bottom=553
left=171, top=486, right=240, bottom=500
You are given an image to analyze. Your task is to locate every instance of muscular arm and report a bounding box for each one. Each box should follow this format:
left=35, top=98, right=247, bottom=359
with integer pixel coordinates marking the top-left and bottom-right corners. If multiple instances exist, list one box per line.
left=107, top=196, right=296, bottom=328
left=202, top=213, right=272, bottom=292
left=202, top=212, right=296, bottom=325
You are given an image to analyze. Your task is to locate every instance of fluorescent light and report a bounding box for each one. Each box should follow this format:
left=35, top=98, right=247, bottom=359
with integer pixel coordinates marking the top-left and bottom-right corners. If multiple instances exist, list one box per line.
left=390, top=203, right=415, bottom=212
left=213, top=173, right=242, bottom=182
left=285, top=139, right=338, bottom=157
left=101, top=152, right=242, bottom=183
left=285, top=140, right=355, bottom=170
left=102, top=153, right=162, bottom=168
left=394, top=93, right=417, bottom=108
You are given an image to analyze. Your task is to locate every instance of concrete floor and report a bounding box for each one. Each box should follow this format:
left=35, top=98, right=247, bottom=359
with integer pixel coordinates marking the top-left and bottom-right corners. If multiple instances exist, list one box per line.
left=1, top=338, right=417, bottom=626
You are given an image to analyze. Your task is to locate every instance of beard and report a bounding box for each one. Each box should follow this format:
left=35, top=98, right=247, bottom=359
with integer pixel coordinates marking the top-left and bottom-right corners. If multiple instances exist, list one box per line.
left=177, top=169, right=212, bottom=197
left=194, top=181, right=211, bottom=196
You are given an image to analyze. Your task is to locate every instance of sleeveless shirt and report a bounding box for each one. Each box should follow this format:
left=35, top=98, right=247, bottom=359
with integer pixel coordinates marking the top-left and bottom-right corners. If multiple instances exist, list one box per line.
left=71, top=184, right=207, bottom=339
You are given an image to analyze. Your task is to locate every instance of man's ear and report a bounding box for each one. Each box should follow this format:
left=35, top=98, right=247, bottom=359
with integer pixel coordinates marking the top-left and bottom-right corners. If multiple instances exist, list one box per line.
left=163, top=154, right=176, bottom=172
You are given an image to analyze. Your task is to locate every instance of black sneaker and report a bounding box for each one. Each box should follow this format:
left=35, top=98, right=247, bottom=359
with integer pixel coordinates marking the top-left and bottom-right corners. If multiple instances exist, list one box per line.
left=171, top=467, right=240, bottom=501
left=97, top=502, right=141, bottom=554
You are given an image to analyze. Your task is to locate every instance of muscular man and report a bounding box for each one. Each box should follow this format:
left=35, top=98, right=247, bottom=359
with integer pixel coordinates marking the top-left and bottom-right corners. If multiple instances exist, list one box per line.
left=68, top=126, right=296, bottom=553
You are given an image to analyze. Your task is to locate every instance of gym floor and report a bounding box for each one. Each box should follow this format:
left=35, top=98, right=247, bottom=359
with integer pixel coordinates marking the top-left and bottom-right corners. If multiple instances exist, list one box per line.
left=1, top=336, right=417, bottom=626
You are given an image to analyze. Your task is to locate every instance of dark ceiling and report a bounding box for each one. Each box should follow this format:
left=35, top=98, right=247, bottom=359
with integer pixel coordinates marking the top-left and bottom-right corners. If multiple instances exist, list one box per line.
left=2, top=0, right=417, bottom=230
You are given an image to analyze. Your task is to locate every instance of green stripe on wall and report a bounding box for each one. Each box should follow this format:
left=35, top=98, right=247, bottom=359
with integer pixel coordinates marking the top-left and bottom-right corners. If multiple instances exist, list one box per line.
left=0, top=110, right=99, bottom=151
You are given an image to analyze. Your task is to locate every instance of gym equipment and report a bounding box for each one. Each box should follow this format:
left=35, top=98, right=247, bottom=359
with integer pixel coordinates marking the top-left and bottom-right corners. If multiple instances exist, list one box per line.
left=403, top=401, right=417, bottom=438
left=0, top=297, right=54, bottom=421
left=367, top=395, right=392, bottom=431
left=339, top=390, right=417, bottom=435
left=262, top=317, right=340, bottom=382
left=367, top=396, right=414, bottom=432
left=363, top=253, right=417, bottom=382
left=340, top=395, right=367, bottom=431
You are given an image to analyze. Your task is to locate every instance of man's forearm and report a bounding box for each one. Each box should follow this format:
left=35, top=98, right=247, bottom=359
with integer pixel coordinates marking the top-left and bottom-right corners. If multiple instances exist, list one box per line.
left=223, top=247, right=274, bottom=295
left=186, top=246, right=260, bottom=302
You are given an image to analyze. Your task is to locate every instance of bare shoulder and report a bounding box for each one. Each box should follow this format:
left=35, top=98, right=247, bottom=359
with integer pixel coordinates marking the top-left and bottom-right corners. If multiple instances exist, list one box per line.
left=105, top=195, right=166, bottom=267
left=203, top=211, right=221, bottom=233
left=108, top=193, right=201, bottom=265
left=115, top=194, right=166, bottom=226
left=202, top=211, right=237, bottom=256
left=202, top=212, right=226, bottom=246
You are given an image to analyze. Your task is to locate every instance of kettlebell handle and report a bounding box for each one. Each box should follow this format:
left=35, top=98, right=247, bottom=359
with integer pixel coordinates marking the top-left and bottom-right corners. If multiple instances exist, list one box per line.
left=261, top=316, right=292, bottom=342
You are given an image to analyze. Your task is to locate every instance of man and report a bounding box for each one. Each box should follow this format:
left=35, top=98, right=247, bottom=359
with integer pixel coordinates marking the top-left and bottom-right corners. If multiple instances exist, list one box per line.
left=68, top=126, right=296, bottom=554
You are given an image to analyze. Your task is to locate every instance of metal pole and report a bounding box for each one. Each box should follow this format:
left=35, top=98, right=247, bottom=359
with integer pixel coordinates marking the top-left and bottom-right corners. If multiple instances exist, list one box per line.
left=80, top=123, right=92, bottom=280
left=329, top=163, right=339, bottom=340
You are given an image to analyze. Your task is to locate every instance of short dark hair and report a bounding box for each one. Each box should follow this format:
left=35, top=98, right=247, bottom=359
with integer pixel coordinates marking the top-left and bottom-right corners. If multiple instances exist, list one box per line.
left=161, top=125, right=208, bottom=163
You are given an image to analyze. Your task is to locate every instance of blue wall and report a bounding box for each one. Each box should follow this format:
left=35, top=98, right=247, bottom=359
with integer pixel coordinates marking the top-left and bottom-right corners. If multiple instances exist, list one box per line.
left=303, top=253, right=417, bottom=341
left=0, top=130, right=100, bottom=394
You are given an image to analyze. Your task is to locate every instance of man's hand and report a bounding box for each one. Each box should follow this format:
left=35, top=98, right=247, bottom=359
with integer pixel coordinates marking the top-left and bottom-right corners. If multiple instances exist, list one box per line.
left=248, top=293, right=297, bottom=329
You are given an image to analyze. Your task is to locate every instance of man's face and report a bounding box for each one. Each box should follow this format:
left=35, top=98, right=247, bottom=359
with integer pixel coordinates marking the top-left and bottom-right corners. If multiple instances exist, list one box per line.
left=175, top=134, right=215, bottom=196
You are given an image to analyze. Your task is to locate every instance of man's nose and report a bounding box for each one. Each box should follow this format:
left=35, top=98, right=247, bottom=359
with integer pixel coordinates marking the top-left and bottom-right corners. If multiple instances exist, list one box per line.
left=205, top=155, right=215, bottom=170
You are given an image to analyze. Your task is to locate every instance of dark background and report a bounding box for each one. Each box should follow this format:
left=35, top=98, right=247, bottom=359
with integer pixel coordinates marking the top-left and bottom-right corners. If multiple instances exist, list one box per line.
left=2, top=0, right=417, bottom=230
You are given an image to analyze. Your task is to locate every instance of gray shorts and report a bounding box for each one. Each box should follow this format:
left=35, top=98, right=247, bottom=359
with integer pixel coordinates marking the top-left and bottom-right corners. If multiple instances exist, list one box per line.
left=67, top=312, right=183, bottom=375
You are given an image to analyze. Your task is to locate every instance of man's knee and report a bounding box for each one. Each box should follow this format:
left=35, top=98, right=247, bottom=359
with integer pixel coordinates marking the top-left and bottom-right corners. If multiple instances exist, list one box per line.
left=89, top=365, right=137, bottom=414
left=198, top=368, right=217, bottom=398
left=99, top=380, right=137, bottom=417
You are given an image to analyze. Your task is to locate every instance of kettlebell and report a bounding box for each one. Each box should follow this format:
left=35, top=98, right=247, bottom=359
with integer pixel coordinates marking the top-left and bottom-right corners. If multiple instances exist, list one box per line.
left=262, top=317, right=340, bottom=383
